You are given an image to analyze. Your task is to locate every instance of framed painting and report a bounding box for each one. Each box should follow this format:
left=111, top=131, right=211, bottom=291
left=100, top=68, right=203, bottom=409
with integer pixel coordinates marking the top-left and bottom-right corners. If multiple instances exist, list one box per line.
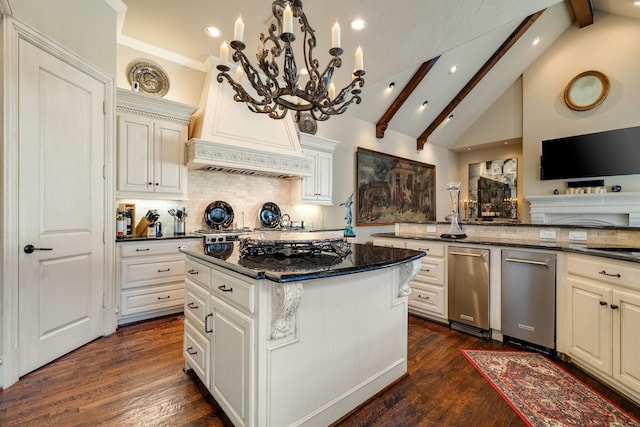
left=356, top=147, right=436, bottom=226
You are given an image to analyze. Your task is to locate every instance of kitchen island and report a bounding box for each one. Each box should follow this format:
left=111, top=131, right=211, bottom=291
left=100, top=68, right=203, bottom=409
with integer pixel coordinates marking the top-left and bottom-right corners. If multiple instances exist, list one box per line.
left=179, top=240, right=424, bottom=427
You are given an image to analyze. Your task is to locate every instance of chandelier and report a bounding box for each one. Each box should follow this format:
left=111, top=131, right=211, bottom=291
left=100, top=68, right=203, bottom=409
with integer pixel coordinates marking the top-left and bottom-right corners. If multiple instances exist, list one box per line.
left=216, top=0, right=365, bottom=123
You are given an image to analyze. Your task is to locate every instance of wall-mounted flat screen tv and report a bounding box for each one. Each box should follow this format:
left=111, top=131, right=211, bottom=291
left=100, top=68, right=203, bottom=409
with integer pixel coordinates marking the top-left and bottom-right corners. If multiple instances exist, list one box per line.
left=540, top=125, right=640, bottom=180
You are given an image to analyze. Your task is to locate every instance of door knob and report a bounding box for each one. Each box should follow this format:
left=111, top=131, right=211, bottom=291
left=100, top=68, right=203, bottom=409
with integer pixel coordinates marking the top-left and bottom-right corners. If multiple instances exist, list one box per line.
left=24, top=244, right=53, bottom=254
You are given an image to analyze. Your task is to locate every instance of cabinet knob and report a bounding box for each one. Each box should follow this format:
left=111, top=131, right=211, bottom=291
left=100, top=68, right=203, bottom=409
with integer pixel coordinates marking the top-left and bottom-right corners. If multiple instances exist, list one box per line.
left=599, top=301, right=607, bottom=306
left=186, top=346, right=197, bottom=355
left=187, top=302, right=198, bottom=310
left=188, top=269, right=199, bottom=275
left=417, top=294, right=430, bottom=300
left=610, top=304, right=619, bottom=310
left=155, top=182, right=159, bottom=186
left=157, top=268, right=171, bottom=273
left=218, top=284, right=233, bottom=293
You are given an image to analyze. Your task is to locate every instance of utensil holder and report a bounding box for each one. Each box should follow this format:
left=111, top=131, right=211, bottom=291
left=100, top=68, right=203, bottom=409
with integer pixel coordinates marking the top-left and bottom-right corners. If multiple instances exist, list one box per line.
left=174, top=219, right=185, bottom=236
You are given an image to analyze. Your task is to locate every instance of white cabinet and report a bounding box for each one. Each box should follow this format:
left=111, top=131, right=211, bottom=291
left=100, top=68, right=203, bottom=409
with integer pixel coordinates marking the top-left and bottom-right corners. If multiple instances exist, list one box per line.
left=566, top=254, right=640, bottom=402
left=183, top=260, right=255, bottom=427
left=373, top=237, right=447, bottom=323
left=299, top=134, right=339, bottom=205
left=210, top=295, right=253, bottom=427
left=405, top=240, right=447, bottom=322
left=117, top=239, right=195, bottom=325
left=116, top=88, right=196, bottom=200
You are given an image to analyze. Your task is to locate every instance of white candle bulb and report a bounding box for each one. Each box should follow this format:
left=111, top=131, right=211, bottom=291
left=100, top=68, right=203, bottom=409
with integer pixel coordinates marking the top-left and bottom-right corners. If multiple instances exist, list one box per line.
left=235, top=66, right=244, bottom=83
left=328, top=82, right=336, bottom=99
left=283, top=4, right=293, bottom=33
left=331, top=21, right=341, bottom=49
left=234, top=16, right=244, bottom=42
left=355, top=46, right=364, bottom=71
left=220, top=41, right=229, bottom=67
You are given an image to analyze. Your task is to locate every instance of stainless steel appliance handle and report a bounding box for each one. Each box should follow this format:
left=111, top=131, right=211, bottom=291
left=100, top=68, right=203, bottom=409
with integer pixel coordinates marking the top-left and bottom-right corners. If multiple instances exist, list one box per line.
left=503, top=257, right=549, bottom=267
left=449, top=251, right=483, bottom=258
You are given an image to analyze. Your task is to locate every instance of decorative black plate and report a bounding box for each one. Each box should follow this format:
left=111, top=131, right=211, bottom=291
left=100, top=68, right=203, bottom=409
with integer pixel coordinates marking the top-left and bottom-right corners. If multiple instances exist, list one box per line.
left=204, top=201, right=234, bottom=229
left=203, top=242, right=234, bottom=260
left=258, top=202, right=281, bottom=228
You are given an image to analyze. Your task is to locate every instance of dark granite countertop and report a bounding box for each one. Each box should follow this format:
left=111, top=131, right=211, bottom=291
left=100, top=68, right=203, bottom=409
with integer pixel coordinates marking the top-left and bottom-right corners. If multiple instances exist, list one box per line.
left=372, top=232, right=640, bottom=264
left=180, top=242, right=425, bottom=283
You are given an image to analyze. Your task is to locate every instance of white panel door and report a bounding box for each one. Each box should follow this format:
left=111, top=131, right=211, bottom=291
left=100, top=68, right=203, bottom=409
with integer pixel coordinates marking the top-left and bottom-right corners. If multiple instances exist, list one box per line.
left=18, top=39, right=105, bottom=375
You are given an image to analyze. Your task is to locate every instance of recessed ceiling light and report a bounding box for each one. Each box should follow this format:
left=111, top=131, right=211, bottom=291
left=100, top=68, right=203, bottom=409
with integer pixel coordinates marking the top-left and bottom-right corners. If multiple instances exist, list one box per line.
left=422, top=100, right=429, bottom=107
left=388, top=82, right=395, bottom=89
left=635, top=0, right=640, bottom=6
left=350, top=18, right=367, bottom=31
left=448, top=114, right=454, bottom=120
left=531, top=36, right=541, bottom=46
left=449, top=65, right=458, bottom=74
left=204, top=26, right=221, bottom=38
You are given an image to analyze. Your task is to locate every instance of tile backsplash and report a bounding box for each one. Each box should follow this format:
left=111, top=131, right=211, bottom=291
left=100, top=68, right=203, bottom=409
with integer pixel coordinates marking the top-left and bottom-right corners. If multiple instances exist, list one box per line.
left=118, top=170, right=324, bottom=235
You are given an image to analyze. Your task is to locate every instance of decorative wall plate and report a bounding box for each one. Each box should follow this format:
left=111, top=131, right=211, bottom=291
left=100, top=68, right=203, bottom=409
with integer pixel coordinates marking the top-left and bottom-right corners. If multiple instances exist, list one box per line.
left=127, top=61, right=170, bottom=97
left=564, top=70, right=609, bottom=111
left=204, top=201, right=234, bottom=229
left=258, top=202, right=282, bottom=228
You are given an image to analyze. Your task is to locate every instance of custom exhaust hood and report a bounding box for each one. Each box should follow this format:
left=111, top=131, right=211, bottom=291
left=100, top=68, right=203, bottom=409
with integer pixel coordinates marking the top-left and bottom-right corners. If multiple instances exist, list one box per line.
left=186, top=61, right=312, bottom=178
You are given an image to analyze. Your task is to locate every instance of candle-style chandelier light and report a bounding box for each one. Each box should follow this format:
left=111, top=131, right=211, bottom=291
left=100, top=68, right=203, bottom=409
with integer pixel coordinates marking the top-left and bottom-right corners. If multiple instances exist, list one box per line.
left=216, top=0, right=365, bottom=123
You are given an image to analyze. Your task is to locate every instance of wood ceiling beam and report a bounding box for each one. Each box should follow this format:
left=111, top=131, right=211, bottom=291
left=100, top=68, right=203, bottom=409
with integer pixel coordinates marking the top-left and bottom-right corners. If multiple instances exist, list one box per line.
left=417, top=10, right=544, bottom=151
left=567, top=0, right=593, bottom=28
left=375, top=57, right=440, bottom=139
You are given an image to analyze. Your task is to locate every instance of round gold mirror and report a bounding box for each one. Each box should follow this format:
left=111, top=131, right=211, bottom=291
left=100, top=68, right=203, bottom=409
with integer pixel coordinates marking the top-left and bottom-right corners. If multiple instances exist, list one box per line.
left=564, top=70, right=610, bottom=111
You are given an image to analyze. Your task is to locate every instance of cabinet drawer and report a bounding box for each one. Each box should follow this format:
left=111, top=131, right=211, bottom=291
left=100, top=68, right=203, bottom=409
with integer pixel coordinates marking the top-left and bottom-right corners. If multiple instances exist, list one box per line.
left=409, top=282, right=445, bottom=317
left=121, top=258, right=185, bottom=288
left=185, top=279, right=210, bottom=332
left=184, top=323, right=210, bottom=388
left=185, top=257, right=211, bottom=288
left=414, top=257, right=445, bottom=285
left=119, top=241, right=187, bottom=257
left=405, top=240, right=445, bottom=257
left=373, top=238, right=405, bottom=248
left=120, top=283, right=184, bottom=316
left=211, top=268, right=255, bottom=313
left=567, top=254, right=639, bottom=291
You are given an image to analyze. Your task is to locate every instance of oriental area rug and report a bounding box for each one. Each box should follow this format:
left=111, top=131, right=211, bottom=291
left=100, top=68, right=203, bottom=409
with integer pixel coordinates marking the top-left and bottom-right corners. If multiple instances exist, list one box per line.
left=461, top=350, right=640, bottom=427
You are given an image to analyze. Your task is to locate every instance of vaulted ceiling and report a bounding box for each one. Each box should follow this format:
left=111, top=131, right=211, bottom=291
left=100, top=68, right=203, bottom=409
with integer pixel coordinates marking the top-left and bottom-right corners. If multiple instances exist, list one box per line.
left=118, top=0, right=640, bottom=150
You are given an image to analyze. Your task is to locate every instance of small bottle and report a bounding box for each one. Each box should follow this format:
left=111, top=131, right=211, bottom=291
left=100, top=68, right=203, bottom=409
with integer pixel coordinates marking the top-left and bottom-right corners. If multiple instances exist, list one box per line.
left=124, top=208, right=132, bottom=236
left=116, top=212, right=125, bottom=238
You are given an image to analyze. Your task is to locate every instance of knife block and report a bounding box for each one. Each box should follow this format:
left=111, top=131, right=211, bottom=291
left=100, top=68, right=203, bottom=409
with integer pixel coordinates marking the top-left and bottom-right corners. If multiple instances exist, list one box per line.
left=134, top=218, right=150, bottom=237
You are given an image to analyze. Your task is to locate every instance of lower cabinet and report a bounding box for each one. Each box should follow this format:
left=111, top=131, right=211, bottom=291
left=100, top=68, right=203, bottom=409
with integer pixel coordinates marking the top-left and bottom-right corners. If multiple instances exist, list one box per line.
left=373, top=237, right=447, bottom=322
left=566, top=254, right=640, bottom=403
left=210, top=296, right=253, bottom=427
left=404, top=240, right=447, bottom=322
left=184, top=257, right=254, bottom=427
left=117, top=239, right=197, bottom=325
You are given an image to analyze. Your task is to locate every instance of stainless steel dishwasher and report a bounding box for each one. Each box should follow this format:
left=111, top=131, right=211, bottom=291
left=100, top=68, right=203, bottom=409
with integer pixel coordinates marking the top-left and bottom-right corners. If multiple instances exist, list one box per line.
left=448, top=247, right=490, bottom=339
left=501, top=250, right=557, bottom=354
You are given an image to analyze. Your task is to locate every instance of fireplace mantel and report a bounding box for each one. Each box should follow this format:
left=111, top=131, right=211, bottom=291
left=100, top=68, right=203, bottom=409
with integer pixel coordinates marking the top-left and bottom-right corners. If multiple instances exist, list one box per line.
left=527, top=192, right=640, bottom=227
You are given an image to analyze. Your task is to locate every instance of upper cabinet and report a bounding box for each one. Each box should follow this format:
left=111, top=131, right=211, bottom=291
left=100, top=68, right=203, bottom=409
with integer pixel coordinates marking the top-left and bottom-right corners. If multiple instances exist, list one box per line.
left=299, top=134, right=340, bottom=205
left=116, top=89, right=197, bottom=200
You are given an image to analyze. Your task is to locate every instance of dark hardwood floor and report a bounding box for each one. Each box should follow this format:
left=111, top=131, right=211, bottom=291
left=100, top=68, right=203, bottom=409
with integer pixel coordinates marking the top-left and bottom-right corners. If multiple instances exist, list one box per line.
left=1, top=314, right=638, bottom=426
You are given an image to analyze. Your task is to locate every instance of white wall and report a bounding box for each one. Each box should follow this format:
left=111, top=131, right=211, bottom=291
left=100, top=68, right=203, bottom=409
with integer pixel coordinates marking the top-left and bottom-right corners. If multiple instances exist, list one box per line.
left=523, top=12, right=640, bottom=208
left=315, top=115, right=460, bottom=243
left=8, top=0, right=118, bottom=74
